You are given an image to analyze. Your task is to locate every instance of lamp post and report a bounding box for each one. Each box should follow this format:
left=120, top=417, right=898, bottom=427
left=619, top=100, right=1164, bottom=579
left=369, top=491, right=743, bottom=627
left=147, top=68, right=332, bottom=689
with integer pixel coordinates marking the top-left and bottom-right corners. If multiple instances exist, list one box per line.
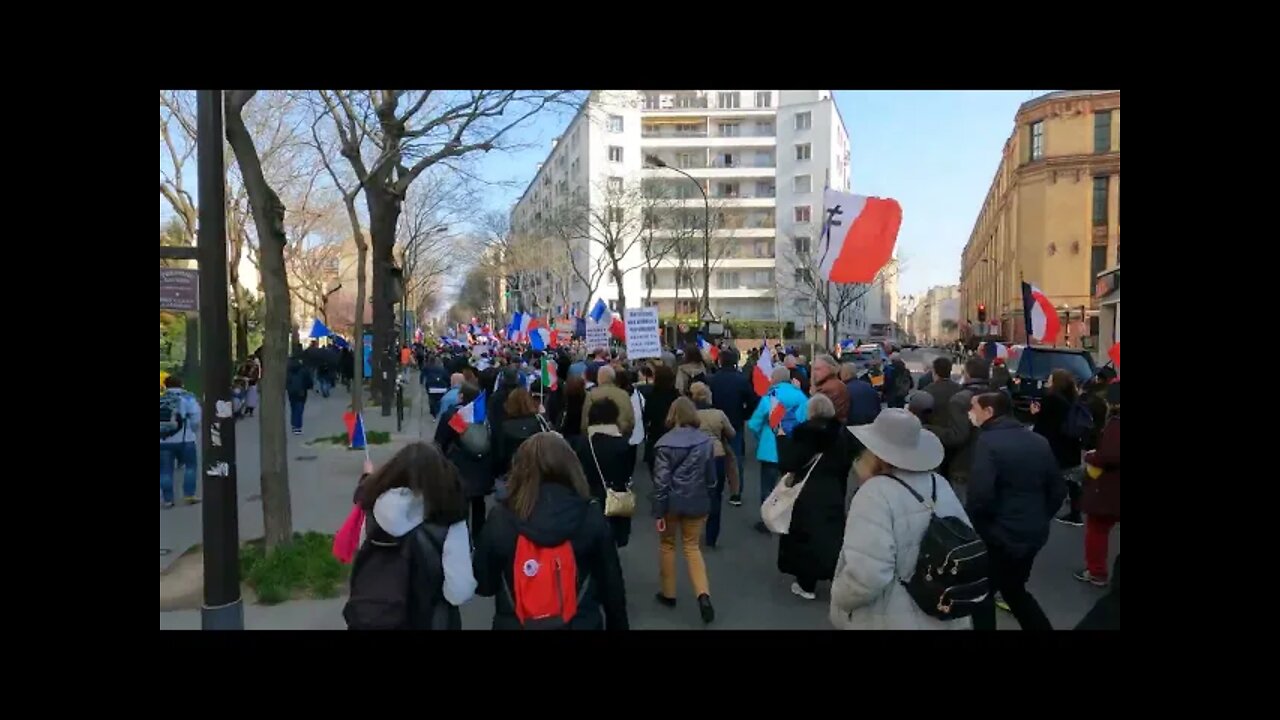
left=645, top=154, right=711, bottom=322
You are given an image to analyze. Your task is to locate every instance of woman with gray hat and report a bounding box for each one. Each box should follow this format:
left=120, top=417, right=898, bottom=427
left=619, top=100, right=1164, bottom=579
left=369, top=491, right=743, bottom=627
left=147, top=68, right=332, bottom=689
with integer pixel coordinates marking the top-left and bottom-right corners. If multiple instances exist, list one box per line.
left=829, top=409, right=974, bottom=629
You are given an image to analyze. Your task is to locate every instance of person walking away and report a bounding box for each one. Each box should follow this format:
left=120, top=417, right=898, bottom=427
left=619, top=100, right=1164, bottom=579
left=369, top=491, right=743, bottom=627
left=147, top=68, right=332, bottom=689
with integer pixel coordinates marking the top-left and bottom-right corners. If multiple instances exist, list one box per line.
left=339, top=345, right=355, bottom=391
left=159, top=375, right=202, bottom=508
left=560, top=377, right=588, bottom=440
left=571, top=399, right=634, bottom=548
left=435, top=383, right=493, bottom=541
left=689, top=382, right=735, bottom=549
left=580, top=365, right=635, bottom=438
left=497, top=389, right=550, bottom=480
left=318, top=343, right=339, bottom=399
left=885, top=353, right=913, bottom=409
left=709, top=349, right=754, bottom=507
left=778, top=395, right=856, bottom=600
left=746, top=366, right=810, bottom=533
left=626, top=367, right=650, bottom=472
left=437, top=373, right=464, bottom=420
left=423, top=356, right=449, bottom=417
left=831, top=408, right=973, bottom=629
left=303, top=340, right=325, bottom=393
left=966, top=391, right=1064, bottom=631
left=344, top=442, right=476, bottom=629
left=990, top=357, right=1013, bottom=395
left=1077, top=381, right=1119, bottom=587
left=642, top=366, right=680, bottom=480
left=810, top=354, right=850, bottom=423
left=485, top=367, right=523, bottom=475
left=906, top=390, right=934, bottom=425
left=784, top=354, right=810, bottom=395
left=675, top=344, right=709, bottom=396
left=473, top=433, right=629, bottom=630
left=238, top=357, right=261, bottom=417
left=842, top=362, right=881, bottom=426
left=1032, top=369, right=1087, bottom=526
left=927, top=357, right=989, bottom=502
left=286, top=352, right=314, bottom=435
left=652, top=398, right=718, bottom=623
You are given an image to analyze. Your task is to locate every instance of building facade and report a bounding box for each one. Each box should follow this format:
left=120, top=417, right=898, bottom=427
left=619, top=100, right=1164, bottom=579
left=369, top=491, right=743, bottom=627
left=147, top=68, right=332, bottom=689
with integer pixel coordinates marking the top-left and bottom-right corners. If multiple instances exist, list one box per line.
left=959, top=90, right=1120, bottom=349
left=908, top=284, right=960, bottom=345
left=509, top=90, right=859, bottom=334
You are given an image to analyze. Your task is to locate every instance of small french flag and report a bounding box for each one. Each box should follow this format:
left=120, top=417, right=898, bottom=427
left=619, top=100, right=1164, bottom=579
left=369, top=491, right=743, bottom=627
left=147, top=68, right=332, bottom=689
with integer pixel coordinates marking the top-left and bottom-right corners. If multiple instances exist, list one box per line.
left=767, top=396, right=786, bottom=429
left=448, top=392, right=488, bottom=436
left=350, top=412, right=368, bottom=450
left=697, top=334, right=720, bottom=363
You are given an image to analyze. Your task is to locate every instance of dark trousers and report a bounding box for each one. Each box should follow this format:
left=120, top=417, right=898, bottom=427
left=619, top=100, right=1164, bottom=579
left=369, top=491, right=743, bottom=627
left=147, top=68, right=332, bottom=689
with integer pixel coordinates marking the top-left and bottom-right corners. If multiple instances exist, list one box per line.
left=289, top=395, right=306, bottom=430
left=704, top=457, right=727, bottom=547
left=759, top=461, right=780, bottom=507
left=468, top=496, right=486, bottom=543
left=796, top=575, right=818, bottom=593
left=973, top=542, right=1053, bottom=631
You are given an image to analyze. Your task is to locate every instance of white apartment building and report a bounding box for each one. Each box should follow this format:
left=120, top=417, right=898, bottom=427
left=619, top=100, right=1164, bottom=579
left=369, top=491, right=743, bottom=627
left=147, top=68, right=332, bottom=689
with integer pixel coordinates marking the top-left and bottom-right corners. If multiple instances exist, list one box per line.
left=509, top=90, right=858, bottom=334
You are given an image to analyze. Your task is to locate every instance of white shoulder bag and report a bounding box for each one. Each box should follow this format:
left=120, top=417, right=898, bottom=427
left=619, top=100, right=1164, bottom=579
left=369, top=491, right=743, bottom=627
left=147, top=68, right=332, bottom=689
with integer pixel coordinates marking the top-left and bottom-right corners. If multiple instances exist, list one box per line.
left=761, top=453, right=823, bottom=535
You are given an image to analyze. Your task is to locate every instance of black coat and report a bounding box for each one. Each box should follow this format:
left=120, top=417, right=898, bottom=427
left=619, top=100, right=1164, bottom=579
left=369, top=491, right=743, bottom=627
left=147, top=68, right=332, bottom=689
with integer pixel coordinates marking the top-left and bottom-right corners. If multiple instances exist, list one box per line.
left=967, top=415, right=1067, bottom=559
left=708, top=367, right=755, bottom=430
left=286, top=358, right=313, bottom=400
left=497, top=415, right=546, bottom=477
left=473, top=484, right=629, bottom=630
left=643, top=387, right=680, bottom=464
left=845, top=378, right=881, bottom=426
left=570, top=432, right=634, bottom=547
left=775, top=418, right=856, bottom=582
left=435, top=405, right=493, bottom=499
left=1033, top=393, right=1083, bottom=469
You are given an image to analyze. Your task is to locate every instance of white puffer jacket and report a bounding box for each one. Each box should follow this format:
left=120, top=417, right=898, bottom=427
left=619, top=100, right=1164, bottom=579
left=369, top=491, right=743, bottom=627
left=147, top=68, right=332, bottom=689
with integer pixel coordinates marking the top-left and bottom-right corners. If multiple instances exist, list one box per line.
left=829, top=471, right=974, bottom=630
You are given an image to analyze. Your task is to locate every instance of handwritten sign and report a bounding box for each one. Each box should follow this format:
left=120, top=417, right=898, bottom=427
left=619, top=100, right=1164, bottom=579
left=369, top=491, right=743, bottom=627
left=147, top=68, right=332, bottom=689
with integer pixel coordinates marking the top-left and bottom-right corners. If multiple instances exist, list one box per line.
left=625, top=307, right=661, bottom=359
left=160, top=268, right=199, bottom=312
left=585, top=318, right=610, bottom=350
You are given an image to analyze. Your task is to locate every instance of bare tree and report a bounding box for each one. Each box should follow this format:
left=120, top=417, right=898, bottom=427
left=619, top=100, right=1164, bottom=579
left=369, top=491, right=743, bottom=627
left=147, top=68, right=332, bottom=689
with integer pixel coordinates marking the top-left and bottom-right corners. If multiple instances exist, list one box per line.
left=399, top=174, right=468, bottom=327
left=779, top=240, right=904, bottom=349
left=317, top=89, right=581, bottom=410
left=282, top=176, right=344, bottom=327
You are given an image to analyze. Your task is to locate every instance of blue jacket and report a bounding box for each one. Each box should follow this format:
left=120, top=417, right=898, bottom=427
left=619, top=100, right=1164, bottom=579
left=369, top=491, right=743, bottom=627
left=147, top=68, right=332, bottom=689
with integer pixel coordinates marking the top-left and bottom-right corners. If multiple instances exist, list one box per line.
left=846, top=378, right=881, bottom=426
left=966, top=415, right=1068, bottom=559
left=708, top=367, right=755, bottom=430
left=437, top=387, right=461, bottom=419
left=159, top=388, right=201, bottom=445
left=747, top=381, right=809, bottom=464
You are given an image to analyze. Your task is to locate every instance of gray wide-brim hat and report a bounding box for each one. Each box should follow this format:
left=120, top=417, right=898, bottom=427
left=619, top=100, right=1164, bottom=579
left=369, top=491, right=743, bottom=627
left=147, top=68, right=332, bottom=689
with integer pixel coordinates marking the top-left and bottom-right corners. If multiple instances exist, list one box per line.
left=848, top=408, right=944, bottom=472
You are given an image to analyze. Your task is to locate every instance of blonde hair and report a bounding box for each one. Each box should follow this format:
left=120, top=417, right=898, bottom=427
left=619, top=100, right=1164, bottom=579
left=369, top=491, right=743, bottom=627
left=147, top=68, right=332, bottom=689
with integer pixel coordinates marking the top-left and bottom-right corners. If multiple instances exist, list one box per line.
left=665, top=396, right=701, bottom=429
left=689, top=381, right=712, bottom=404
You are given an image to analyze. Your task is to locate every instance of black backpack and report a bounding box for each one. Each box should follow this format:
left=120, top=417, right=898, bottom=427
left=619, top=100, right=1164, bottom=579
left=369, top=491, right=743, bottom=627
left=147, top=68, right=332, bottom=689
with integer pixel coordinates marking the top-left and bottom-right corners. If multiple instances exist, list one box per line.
left=886, top=473, right=989, bottom=620
left=343, top=523, right=451, bottom=630
left=1062, top=398, right=1094, bottom=441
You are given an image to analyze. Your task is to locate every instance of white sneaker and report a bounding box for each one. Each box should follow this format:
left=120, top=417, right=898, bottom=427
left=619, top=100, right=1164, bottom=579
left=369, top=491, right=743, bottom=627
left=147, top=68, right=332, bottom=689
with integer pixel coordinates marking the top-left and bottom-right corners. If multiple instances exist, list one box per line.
left=791, top=582, right=817, bottom=601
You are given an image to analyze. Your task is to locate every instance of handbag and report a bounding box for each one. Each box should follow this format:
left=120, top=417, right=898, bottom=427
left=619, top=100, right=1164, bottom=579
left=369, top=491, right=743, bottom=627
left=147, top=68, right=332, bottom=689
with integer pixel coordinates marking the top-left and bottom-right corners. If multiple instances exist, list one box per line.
left=761, top=453, right=823, bottom=535
left=588, top=433, right=635, bottom=518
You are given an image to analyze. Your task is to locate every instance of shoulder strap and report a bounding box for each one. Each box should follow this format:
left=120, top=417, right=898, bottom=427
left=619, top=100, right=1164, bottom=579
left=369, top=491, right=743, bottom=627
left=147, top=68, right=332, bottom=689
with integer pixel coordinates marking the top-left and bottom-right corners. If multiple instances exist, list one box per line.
left=587, top=433, right=622, bottom=489
left=799, top=452, right=824, bottom=484
left=884, top=472, right=935, bottom=512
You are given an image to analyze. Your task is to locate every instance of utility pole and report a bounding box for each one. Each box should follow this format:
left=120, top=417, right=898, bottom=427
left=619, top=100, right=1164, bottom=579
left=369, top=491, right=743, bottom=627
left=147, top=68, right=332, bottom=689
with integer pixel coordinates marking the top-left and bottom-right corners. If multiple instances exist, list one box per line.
left=197, top=89, right=243, bottom=630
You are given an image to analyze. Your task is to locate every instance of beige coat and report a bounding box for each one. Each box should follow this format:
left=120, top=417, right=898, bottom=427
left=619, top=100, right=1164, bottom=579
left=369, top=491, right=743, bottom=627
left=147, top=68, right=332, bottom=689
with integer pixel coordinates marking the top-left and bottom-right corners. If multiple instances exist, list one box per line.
left=581, top=384, right=635, bottom=438
left=695, top=407, right=734, bottom=457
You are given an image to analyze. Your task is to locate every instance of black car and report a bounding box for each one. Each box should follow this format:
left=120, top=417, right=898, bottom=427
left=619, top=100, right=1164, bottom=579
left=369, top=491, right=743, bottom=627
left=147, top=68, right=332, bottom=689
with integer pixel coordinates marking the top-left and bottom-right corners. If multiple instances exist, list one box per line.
left=1009, top=346, right=1097, bottom=414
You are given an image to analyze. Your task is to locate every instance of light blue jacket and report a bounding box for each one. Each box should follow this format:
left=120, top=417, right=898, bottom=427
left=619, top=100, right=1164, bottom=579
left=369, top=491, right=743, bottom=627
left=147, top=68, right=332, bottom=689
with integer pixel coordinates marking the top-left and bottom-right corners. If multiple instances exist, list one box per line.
left=746, top=381, right=809, bottom=464
left=437, top=387, right=461, bottom=419
left=160, top=388, right=201, bottom=446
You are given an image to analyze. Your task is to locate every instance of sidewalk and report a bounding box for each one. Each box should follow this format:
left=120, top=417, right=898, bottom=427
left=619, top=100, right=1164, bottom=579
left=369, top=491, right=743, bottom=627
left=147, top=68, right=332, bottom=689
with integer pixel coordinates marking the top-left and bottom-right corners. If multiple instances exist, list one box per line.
left=159, top=378, right=433, bottom=574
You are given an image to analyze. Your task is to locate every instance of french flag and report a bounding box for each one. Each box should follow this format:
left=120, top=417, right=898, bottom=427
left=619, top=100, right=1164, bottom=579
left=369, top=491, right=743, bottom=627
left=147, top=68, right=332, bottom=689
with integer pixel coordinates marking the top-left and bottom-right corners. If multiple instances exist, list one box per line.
left=818, top=189, right=903, bottom=283
left=448, top=391, right=487, bottom=436
left=516, top=313, right=533, bottom=343
left=752, top=338, right=775, bottom=397
left=609, top=314, right=626, bottom=341
left=767, top=396, right=786, bottom=429
left=697, top=334, right=719, bottom=363
left=349, top=412, right=367, bottom=450
left=529, top=318, right=556, bottom=351
left=1021, top=281, right=1060, bottom=345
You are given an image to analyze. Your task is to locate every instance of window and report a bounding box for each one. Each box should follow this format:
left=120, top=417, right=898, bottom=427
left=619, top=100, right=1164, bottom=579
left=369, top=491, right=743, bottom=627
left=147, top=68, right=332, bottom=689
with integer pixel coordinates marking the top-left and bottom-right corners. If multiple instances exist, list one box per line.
left=793, top=175, right=812, bottom=193
left=795, top=143, right=812, bottom=161
left=754, top=240, right=774, bottom=257
left=572, top=127, right=580, bottom=147
left=1030, top=120, right=1044, bottom=161
left=794, top=206, right=812, bottom=223
left=756, top=181, right=775, bottom=198
left=1091, top=245, right=1108, bottom=279
left=1092, top=176, right=1109, bottom=227
left=644, top=94, right=660, bottom=110
left=756, top=120, right=775, bottom=136
left=755, top=91, right=772, bottom=108
left=608, top=114, right=624, bottom=133
left=571, top=158, right=579, bottom=174
left=793, top=236, right=811, bottom=254
left=753, top=269, right=774, bottom=286
left=719, top=152, right=737, bottom=168
left=794, top=268, right=812, bottom=284
left=676, top=300, right=697, bottom=315
left=642, top=270, right=657, bottom=288
left=718, top=91, right=741, bottom=109
left=717, top=271, right=741, bottom=289
left=717, top=182, right=740, bottom=198
left=608, top=300, right=619, bottom=311
left=609, top=207, right=624, bottom=224
left=608, top=146, right=623, bottom=163
left=718, top=122, right=740, bottom=137
left=1094, top=111, right=1111, bottom=153
left=676, top=152, right=698, bottom=168
left=607, top=176, right=622, bottom=193
left=795, top=112, right=812, bottom=130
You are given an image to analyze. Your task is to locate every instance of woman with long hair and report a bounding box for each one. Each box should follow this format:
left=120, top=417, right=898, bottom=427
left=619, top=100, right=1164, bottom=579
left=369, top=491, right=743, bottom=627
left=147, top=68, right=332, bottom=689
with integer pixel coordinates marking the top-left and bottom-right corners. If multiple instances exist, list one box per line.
left=676, top=344, right=709, bottom=396
left=560, top=377, right=588, bottom=440
left=652, top=397, right=718, bottom=624
left=497, top=388, right=551, bottom=478
left=473, top=433, right=629, bottom=630
left=643, top=365, right=680, bottom=479
left=435, top=383, right=493, bottom=539
left=1032, top=369, right=1085, bottom=526
left=345, top=442, right=475, bottom=630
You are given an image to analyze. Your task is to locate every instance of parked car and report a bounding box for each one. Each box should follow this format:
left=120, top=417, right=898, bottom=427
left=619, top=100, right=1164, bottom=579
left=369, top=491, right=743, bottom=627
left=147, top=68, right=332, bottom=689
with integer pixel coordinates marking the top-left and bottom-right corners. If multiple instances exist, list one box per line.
left=1008, top=345, right=1097, bottom=414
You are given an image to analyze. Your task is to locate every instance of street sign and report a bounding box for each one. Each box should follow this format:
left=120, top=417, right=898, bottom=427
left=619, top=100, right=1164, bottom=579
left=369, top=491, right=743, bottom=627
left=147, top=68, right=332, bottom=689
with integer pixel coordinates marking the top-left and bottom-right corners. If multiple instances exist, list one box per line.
left=160, top=268, right=199, bottom=312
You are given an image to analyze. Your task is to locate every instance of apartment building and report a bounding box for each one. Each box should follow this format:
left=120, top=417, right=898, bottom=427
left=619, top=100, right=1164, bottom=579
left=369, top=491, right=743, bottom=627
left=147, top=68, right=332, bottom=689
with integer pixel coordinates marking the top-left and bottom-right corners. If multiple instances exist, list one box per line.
left=909, top=284, right=960, bottom=345
left=509, top=90, right=857, bottom=334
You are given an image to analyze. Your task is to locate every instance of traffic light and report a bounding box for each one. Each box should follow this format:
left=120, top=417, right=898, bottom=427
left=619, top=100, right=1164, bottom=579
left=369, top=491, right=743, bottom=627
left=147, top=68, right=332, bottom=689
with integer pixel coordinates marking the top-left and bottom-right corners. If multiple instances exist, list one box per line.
left=977, top=303, right=987, bottom=323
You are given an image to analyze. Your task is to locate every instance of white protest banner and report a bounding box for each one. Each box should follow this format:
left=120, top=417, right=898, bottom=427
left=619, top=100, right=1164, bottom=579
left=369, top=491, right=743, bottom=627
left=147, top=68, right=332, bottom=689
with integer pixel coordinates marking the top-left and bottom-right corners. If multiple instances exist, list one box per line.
left=585, top=318, right=610, bottom=350
left=624, top=307, right=661, bottom=359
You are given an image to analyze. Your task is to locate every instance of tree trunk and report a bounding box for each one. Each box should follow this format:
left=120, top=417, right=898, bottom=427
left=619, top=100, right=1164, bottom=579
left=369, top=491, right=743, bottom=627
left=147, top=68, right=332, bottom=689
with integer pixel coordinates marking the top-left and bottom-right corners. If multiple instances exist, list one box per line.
left=366, top=185, right=402, bottom=416
left=229, top=262, right=250, bottom=361
left=225, top=91, right=293, bottom=551
left=184, top=314, right=200, bottom=382
left=613, top=264, right=626, bottom=315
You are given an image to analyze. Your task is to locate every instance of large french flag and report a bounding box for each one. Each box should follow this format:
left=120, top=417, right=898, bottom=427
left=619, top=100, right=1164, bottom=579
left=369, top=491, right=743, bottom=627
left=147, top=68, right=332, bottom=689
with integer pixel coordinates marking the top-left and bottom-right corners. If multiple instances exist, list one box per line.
left=818, top=189, right=903, bottom=283
left=448, top=391, right=487, bottom=436
left=752, top=339, right=775, bottom=397
left=697, top=334, right=719, bottom=363
left=515, top=313, right=533, bottom=343
left=1021, top=281, right=1060, bottom=345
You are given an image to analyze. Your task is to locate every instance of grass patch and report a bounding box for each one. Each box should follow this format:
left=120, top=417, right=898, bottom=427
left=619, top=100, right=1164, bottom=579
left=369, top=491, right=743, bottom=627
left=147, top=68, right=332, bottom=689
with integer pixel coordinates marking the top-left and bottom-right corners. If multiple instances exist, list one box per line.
left=309, top=430, right=392, bottom=447
left=239, top=531, right=349, bottom=605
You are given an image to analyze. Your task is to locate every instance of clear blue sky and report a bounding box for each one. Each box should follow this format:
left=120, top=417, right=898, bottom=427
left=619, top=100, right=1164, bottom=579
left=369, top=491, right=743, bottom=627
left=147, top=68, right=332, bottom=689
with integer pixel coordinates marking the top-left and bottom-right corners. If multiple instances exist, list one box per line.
left=471, top=90, right=1047, bottom=297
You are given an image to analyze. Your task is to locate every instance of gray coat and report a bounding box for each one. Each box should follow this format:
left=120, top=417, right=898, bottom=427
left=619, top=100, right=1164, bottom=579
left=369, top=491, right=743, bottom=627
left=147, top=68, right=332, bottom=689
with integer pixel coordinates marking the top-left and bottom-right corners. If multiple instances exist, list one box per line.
left=652, top=427, right=716, bottom=518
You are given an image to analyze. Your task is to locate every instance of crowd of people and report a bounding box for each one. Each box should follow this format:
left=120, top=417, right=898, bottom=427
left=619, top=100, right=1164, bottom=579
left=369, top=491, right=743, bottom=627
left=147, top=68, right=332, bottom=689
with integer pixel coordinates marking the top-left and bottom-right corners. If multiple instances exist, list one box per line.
left=332, top=334, right=1118, bottom=631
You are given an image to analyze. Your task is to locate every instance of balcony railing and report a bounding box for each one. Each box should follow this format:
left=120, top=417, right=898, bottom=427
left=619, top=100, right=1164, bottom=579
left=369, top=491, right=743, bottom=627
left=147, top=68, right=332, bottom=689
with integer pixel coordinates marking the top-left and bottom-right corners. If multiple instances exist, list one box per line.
left=710, top=157, right=776, bottom=169
left=644, top=96, right=709, bottom=110
left=714, top=126, right=776, bottom=138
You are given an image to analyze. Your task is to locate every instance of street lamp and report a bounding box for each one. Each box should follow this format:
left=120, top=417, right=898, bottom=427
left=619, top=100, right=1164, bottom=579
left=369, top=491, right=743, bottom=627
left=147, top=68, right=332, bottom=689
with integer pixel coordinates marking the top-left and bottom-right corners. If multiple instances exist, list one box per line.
left=645, top=154, right=712, bottom=322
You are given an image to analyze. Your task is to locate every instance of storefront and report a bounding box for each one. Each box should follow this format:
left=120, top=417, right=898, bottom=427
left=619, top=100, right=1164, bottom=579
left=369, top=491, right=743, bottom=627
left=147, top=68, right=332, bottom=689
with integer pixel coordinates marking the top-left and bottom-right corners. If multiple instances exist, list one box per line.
left=1095, top=265, right=1120, bottom=365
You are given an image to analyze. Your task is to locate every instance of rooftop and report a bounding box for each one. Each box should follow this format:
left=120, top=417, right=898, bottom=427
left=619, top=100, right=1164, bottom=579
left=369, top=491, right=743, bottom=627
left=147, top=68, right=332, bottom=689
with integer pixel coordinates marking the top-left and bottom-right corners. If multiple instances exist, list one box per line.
left=1018, top=89, right=1119, bottom=114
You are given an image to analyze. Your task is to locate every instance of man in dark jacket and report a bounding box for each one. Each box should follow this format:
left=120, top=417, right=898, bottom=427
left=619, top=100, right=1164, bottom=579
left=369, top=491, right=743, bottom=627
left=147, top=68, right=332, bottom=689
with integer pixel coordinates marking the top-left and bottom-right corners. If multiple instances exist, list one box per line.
left=841, top=362, right=881, bottom=426
left=929, top=356, right=990, bottom=500
left=708, top=349, right=755, bottom=505
left=486, top=367, right=522, bottom=475
left=966, top=391, right=1065, bottom=632
left=285, top=353, right=313, bottom=435
left=923, top=356, right=964, bottom=476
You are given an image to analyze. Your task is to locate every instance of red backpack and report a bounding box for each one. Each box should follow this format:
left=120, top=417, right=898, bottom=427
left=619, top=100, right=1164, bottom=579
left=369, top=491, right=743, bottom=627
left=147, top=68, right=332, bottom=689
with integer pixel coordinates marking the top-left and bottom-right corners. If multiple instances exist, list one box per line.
left=504, top=535, right=584, bottom=630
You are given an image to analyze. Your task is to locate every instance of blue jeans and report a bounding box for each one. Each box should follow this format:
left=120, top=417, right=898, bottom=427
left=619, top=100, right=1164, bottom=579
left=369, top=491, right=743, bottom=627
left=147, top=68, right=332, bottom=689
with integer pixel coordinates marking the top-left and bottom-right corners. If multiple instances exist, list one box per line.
left=318, top=376, right=333, bottom=398
left=160, top=441, right=198, bottom=503
left=705, top=457, right=727, bottom=547
left=728, top=426, right=746, bottom=495
left=289, top=396, right=306, bottom=430
left=759, top=461, right=779, bottom=507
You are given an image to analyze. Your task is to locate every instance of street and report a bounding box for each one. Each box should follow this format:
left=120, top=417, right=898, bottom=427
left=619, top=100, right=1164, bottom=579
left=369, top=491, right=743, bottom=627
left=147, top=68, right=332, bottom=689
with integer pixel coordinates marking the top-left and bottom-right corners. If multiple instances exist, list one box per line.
left=160, top=359, right=1118, bottom=630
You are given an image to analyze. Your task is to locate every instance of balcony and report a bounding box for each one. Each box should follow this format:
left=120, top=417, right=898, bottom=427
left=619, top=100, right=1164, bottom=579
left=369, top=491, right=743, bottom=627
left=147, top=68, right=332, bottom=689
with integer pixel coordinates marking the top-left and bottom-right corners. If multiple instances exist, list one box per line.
left=710, top=156, right=775, bottom=169
left=713, top=125, right=776, bottom=139
left=641, top=126, right=708, bottom=139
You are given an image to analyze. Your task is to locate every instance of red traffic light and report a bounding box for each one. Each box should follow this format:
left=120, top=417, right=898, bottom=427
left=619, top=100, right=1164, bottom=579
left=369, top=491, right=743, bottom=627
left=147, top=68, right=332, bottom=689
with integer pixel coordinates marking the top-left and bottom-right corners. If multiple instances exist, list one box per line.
left=978, top=303, right=986, bottom=311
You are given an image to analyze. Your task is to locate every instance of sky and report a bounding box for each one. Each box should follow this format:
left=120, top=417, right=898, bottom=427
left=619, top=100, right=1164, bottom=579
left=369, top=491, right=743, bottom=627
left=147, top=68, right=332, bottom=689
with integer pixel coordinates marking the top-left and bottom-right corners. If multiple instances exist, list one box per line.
left=470, top=90, right=1048, bottom=298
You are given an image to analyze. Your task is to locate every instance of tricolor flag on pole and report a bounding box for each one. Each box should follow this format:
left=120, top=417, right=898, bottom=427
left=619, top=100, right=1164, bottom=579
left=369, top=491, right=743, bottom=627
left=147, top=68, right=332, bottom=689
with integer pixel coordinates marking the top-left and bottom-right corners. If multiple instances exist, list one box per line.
left=349, top=412, right=368, bottom=450
left=753, top=338, right=775, bottom=397
left=767, top=396, right=787, bottom=429
left=448, top=391, right=488, bottom=436
left=818, top=189, right=903, bottom=283
left=697, top=334, right=720, bottom=363
left=1021, top=281, right=1061, bottom=345
left=542, top=357, right=558, bottom=391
